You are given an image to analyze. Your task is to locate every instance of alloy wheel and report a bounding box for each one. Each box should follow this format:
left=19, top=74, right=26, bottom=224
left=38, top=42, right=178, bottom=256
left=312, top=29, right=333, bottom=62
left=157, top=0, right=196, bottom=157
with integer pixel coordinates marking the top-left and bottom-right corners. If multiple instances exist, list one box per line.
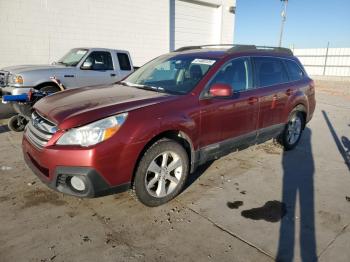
left=287, top=115, right=302, bottom=145
left=145, top=151, right=183, bottom=198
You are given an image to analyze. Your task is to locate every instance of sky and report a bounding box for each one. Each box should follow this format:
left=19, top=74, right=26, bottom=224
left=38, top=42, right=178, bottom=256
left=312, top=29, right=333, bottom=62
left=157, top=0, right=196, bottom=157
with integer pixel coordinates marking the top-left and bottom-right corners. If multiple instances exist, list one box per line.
left=234, top=0, right=350, bottom=49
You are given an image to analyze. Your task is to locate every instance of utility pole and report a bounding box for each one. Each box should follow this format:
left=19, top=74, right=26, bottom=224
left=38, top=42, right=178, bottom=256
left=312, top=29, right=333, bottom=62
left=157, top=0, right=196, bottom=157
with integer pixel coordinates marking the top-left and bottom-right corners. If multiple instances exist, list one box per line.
left=278, top=0, right=289, bottom=47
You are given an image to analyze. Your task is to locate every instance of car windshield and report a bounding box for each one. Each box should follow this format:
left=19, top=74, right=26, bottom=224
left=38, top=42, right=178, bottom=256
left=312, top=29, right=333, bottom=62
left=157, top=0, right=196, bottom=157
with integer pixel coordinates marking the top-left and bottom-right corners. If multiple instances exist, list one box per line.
left=123, top=55, right=217, bottom=94
left=57, top=48, right=89, bottom=66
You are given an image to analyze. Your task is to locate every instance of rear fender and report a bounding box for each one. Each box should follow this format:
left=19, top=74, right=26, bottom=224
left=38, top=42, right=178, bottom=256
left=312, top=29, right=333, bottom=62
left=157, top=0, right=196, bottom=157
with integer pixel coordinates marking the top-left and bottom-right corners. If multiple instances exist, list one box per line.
left=283, top=90, right=308, bottom=124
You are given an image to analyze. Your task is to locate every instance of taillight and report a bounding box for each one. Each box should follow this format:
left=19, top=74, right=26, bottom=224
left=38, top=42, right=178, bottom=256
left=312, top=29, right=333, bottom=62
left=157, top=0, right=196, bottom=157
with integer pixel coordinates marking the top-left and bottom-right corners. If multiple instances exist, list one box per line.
left=28, top=89, right=33, bottom=101
left=309, top=80, right=315, bottom=94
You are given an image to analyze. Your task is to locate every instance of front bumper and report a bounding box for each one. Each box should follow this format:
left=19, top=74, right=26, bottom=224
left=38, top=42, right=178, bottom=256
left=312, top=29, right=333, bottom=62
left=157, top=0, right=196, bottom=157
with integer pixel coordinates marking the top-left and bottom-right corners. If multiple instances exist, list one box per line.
left=22, top=135, right=134, bottom=198
left=2, top=86, right=32, bottom=96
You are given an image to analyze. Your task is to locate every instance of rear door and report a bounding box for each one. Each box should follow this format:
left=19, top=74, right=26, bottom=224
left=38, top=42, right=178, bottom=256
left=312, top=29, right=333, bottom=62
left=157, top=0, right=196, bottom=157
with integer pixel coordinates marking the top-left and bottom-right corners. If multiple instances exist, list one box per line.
left=199, top=57, right=259, bottom=159
left=116, top=52, right=133, bottom=80
left=253, top=57, right=290, bottom=142
left=77, top=51, right=116, bottom=87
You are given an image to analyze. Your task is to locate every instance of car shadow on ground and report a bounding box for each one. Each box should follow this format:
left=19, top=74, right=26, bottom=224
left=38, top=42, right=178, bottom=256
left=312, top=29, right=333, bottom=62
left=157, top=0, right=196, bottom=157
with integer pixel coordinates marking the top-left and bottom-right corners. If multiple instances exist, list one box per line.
left=322, top=110, right=350, bottom=171
left=276, top=128, right=317, bottom=261
left=183, top=161, right=214, bottom=191
left=0, top=103, right=16, bottom=119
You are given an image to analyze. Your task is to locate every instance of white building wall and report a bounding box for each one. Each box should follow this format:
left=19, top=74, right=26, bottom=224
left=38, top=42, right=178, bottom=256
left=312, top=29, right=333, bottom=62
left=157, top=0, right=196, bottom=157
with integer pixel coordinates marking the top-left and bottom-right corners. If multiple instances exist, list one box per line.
left=0, top=0, right=170, bottom=67
left=0, top=0, right=235, bottom=68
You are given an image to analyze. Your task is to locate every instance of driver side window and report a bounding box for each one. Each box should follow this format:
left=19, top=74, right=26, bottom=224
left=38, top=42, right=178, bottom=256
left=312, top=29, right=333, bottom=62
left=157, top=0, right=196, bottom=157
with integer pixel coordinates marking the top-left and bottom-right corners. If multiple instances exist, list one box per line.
left=210, top=58, right=252, bottom=93
left=83, top=51, right=113, bottom=71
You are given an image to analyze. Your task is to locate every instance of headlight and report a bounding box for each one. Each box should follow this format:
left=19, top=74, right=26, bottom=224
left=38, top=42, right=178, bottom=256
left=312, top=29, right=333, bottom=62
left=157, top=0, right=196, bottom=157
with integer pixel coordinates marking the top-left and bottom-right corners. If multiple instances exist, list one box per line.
left=9, top=74, right=23, bottom=85
left=56, top=113, right=128, bottom=147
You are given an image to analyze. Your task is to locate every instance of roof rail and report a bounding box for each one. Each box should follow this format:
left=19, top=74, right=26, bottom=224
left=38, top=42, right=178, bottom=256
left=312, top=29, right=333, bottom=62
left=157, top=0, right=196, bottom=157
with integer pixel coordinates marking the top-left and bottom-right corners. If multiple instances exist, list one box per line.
left=174, top=44, right=235, bottom=52
left=228, top=45, right=293, bottom=56
left=174, top=44, right=293, bottom=56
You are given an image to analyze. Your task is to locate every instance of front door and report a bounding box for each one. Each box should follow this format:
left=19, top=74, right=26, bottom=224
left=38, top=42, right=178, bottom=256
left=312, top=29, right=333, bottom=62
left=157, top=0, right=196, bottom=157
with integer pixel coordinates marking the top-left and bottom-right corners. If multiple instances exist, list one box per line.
left=77, top=51, right=116, bottom=88
left=199, top=57, right=259, bottom=161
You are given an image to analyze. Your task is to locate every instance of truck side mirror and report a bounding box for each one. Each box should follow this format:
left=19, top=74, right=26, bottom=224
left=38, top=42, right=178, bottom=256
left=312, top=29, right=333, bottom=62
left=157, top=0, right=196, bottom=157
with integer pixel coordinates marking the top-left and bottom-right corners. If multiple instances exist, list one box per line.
left=81, top=61, right=93, bottom=70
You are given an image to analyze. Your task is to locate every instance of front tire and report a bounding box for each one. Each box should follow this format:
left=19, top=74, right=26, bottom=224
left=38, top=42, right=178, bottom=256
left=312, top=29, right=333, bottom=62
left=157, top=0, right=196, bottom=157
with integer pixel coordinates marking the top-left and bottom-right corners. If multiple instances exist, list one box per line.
left=134, top=139, right=189, bottom=207
left=39, top=85, right=60, bottom=93
left=279, top=111, right=305, bottom=150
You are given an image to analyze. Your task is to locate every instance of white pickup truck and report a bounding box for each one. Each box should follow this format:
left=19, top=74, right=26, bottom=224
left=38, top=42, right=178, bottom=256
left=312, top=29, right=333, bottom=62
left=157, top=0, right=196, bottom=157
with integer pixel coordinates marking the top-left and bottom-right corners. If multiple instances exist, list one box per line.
left=0, top=48, right=135, bottom=95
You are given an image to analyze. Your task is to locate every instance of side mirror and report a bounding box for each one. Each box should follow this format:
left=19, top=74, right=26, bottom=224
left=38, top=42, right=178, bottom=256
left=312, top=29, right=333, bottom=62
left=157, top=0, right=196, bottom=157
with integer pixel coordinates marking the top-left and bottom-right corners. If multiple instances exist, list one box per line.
left=209, top=83, right=233, bottom=98
left=81, top=61, right=93, bottom=70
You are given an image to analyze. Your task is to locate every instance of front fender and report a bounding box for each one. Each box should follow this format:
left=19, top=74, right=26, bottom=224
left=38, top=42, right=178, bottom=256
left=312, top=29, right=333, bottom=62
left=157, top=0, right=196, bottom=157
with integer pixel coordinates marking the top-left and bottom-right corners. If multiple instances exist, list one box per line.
left=159, top=113, right=197, bottom=141
left=23, top=68, right=75, bottom=88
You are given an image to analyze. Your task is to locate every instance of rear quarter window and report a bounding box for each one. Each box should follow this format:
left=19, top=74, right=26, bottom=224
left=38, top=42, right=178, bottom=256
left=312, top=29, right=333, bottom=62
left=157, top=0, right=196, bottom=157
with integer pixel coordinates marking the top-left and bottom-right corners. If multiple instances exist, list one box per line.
left=254, top=57, right=289, bottom=87
left=117, top=53, right=132, bottom=71
left=285, top=59, right=304, bottom=81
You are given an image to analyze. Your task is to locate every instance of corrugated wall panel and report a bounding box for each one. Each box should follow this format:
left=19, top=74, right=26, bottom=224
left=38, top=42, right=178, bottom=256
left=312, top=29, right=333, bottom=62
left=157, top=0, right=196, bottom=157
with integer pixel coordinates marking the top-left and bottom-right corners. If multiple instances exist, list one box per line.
left=294, top=48, right=350, bottom=77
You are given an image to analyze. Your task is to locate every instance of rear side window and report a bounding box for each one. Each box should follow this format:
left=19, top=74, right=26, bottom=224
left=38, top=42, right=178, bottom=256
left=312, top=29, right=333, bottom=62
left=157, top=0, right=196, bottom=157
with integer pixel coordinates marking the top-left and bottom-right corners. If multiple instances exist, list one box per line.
left=285, top=60, right=304, bottom=81
left=209, top=58, right=252, bottom=93
left=117, top=53, right=131, bottom=71
left=254, top=57, right=288, bottom=87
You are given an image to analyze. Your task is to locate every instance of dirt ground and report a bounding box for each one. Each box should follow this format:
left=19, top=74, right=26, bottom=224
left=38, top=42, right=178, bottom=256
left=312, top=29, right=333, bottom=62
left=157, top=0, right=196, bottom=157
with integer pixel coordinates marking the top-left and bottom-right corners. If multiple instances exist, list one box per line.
left=0, top=80, right=349, bottom=262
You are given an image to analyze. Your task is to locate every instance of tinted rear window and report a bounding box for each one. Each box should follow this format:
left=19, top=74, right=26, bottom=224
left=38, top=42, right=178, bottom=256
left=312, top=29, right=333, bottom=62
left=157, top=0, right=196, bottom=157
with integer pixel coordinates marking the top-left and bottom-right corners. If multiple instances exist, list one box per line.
left=117, top=53, right=131, bottom=71
left=254, top=57, right=289, bottom=87
left=285, top=59, right=304, bottom=81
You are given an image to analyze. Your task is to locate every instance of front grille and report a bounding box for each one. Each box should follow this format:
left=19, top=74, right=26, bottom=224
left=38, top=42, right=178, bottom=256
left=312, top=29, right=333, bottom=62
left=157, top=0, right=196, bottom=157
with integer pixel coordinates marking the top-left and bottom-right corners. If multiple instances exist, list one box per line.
left=25, top=111, right=57, bottom=149
left=0, top=71, right=9, bottom=87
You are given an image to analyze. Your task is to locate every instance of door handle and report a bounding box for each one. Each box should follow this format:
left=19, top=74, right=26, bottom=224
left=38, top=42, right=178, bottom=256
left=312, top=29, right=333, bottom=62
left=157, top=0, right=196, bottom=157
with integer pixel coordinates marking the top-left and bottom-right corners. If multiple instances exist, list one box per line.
left=248, top=97, right=258, bottom=105
left=110, top=73, right=116, bottom=77
left=286, top=89, right=293, bottom=96
left=271, top=95, right=278, bottom=109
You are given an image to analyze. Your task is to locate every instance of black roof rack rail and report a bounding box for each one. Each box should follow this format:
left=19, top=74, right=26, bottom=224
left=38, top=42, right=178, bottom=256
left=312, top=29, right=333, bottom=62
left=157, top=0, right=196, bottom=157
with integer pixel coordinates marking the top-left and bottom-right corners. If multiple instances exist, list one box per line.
left=174, top=44, right=236, bottom=52
left=174, top=45, right=203, bottom=52
left=227, top=45, right=293, bottom=55
left=174, top=44, right=293, bottom=56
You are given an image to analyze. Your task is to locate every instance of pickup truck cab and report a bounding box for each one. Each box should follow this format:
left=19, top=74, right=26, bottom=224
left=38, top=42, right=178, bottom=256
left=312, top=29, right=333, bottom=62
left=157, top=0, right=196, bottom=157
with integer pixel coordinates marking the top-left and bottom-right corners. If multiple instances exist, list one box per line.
left=0, top=48, right=134, bottom=95
left=22, top=45, right=316, bottom=207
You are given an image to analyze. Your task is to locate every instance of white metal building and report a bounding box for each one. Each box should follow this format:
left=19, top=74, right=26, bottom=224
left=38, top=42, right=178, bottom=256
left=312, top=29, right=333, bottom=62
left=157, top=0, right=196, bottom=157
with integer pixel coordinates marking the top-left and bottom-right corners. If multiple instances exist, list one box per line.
left=0, top=0, right=236, bottom=68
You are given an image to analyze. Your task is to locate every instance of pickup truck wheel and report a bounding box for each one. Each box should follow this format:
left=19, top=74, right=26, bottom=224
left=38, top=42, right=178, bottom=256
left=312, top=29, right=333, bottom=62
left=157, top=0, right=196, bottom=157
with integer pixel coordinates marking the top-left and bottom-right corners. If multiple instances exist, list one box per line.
left=39, top=86, right=60, bottom=93
left=134, top=139, right=189, bottom=207
left=280, top=111, right=305, bottom=151
left=8, top=115, right=28, bottom=132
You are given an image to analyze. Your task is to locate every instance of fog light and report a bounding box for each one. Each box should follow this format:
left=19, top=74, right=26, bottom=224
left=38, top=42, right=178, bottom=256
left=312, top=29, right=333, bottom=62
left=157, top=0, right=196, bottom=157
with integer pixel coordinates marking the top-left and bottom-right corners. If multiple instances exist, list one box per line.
left=70, top=176, right=86, bottom=191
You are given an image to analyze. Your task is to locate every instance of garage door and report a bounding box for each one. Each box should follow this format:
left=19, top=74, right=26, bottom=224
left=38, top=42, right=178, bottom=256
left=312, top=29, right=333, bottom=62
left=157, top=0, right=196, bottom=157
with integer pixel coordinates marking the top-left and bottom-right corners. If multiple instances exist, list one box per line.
left=174, top=0, right=221, bottom=50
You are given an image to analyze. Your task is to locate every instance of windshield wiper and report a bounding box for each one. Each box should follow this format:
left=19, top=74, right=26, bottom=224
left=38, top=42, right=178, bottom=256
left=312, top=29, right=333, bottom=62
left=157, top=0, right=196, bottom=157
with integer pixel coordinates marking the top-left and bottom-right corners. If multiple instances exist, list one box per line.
left=120, top=81, right=165, bottom=93
left=56, top=61, right=68, bottom=66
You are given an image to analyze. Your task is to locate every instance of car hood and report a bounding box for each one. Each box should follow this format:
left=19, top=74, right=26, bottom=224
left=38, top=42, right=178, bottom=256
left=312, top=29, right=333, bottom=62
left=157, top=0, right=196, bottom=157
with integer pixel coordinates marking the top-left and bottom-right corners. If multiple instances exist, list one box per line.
left=2, top=64, right=67, bottom=74
left=34, top=84, right=176, bottom=129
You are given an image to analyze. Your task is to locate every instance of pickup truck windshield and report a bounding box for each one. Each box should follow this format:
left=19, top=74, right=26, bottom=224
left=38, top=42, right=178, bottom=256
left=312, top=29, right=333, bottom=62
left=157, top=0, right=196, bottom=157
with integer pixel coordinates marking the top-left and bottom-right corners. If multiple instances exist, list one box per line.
left=124, top=55, right=217, bottom=94
left=57, top=48, right=88, bottom=66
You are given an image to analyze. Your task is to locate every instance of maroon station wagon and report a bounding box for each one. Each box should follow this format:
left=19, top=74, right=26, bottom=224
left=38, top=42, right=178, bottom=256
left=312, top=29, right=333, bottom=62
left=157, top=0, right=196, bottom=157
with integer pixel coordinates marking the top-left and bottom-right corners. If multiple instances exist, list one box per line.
left=22, top=45, right=316, bottom=206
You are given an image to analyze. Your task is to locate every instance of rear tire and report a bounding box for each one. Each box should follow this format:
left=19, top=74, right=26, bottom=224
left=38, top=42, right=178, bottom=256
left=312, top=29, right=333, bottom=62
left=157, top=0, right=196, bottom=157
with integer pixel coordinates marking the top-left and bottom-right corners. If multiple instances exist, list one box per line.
left=279, top=111, right=305, bottom=151
left=8, top=115, right=28, bottom=132
left=133, top=139, right=189, bottom=207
